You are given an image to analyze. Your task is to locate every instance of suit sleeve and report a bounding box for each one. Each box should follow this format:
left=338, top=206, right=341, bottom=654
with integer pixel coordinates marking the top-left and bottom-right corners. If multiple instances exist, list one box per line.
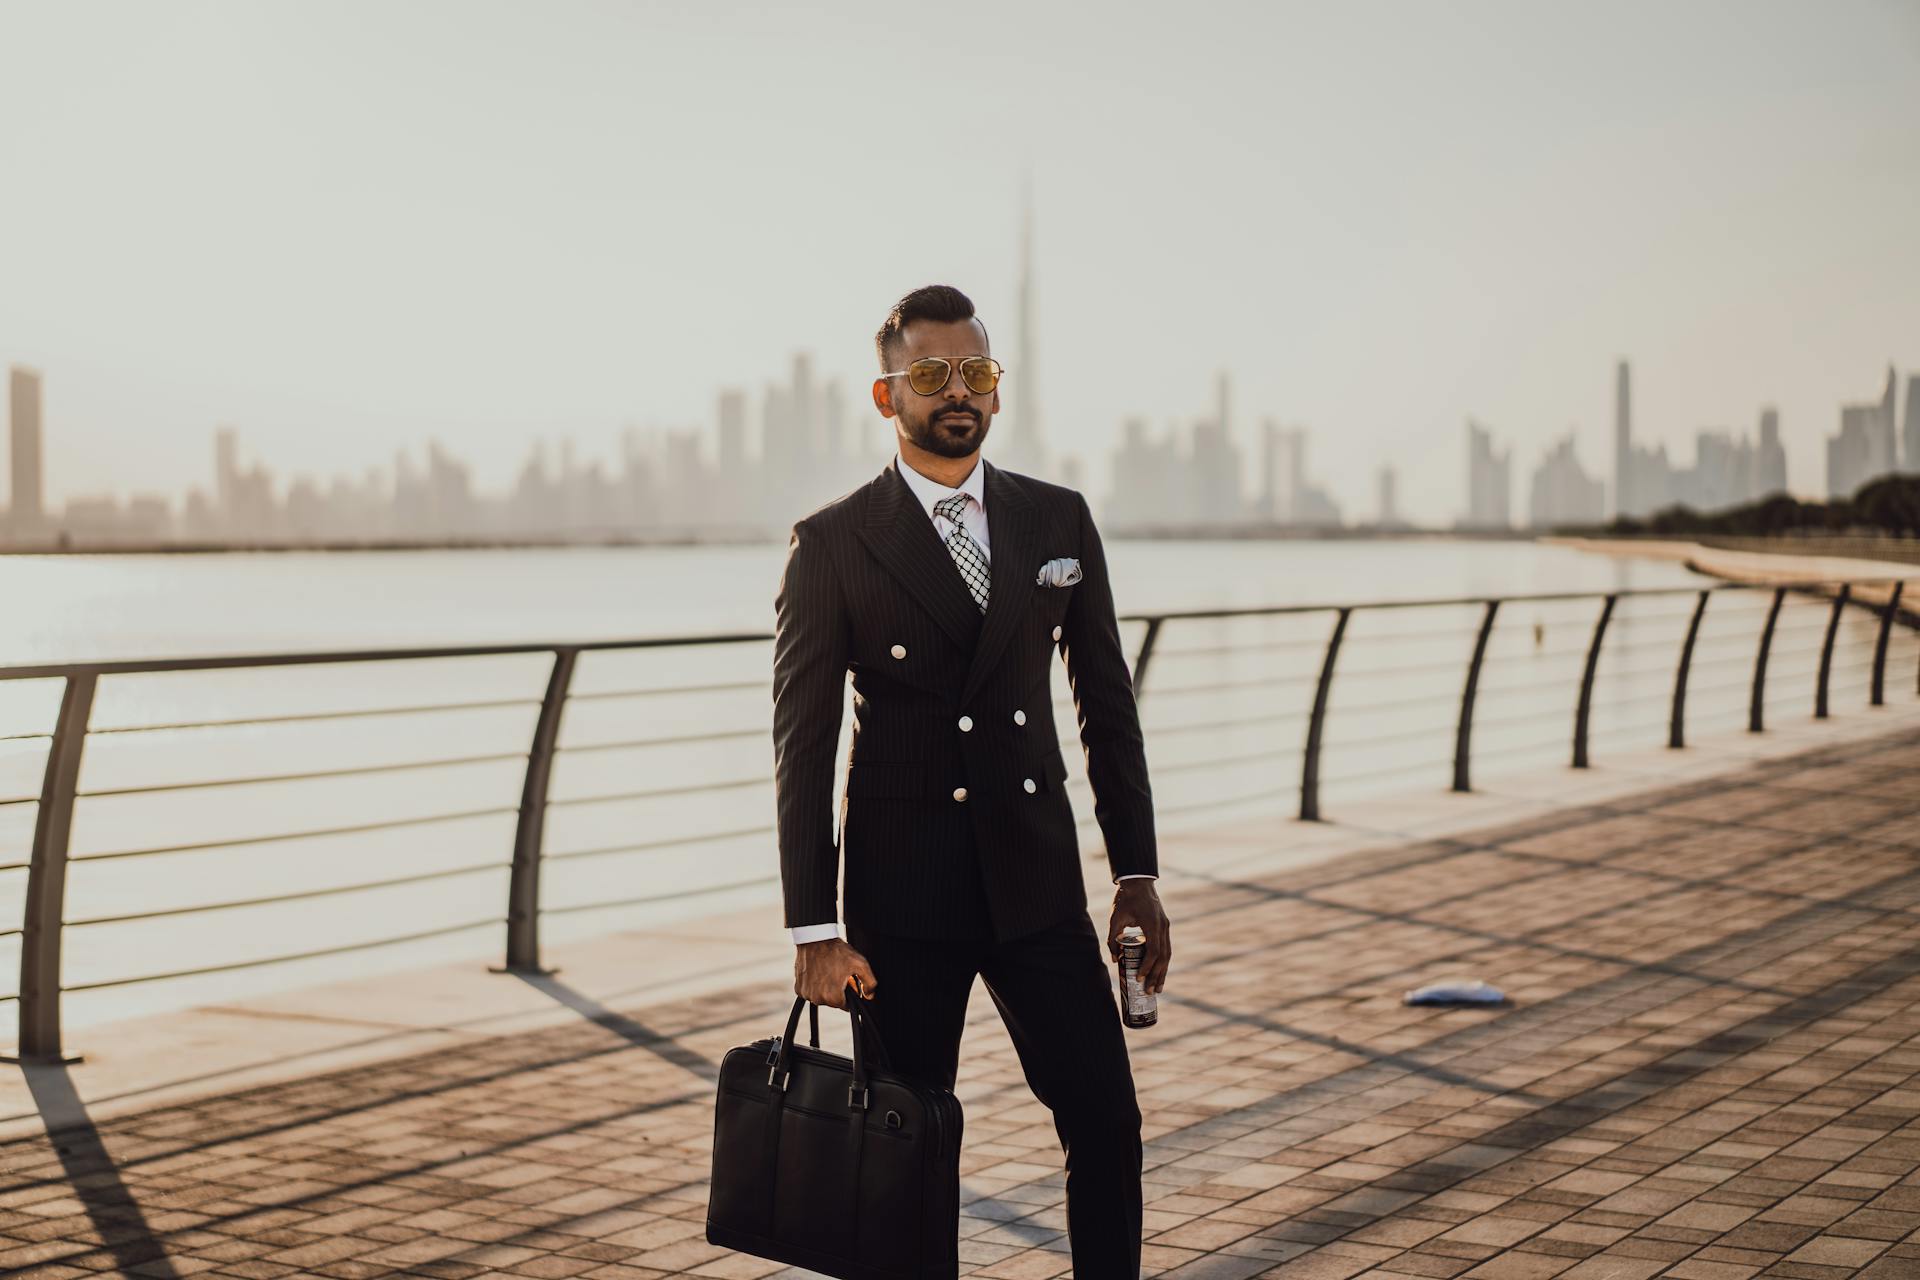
left=771, top=518, right=851, bottom=930
left=1060, top=490, right=1159, bottom=880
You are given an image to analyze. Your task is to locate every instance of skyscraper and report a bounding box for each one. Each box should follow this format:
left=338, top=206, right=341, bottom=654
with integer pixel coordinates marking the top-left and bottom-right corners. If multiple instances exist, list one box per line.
left=1904, top=376, right=1919, bottom=473
left=791, top=352, right=818, bottom=460
left=1881, top=364, right=1897, bottom=457
left=1005, top=179, right=1047, bottom=476
left=717, top=389, right=747, bottom=473
left=215, top=425, right=241, bottom=516
left=1610, top=357, right=1780, bottom=517
left=1756, top=408, right=1788, bottom=496
left=8, top=365, right=45, bottom=535
left=1257, top=418, right=1287, bottom=521
left=1612, top=359, right=1630, bottom=519
left=1377, top=465, right=1400, bottom=527
left=1827, top=365, right=1899, bottom=497
left=1465, top=419, right=1512, bottom=529
left=1282, top=428, right=1306, bottom=520
left=822, top=382, right=846, bottom=461
left=1188, top=371, right=1241, bottom=523
left=1278, top=425, right=1341, bottom=525
left=1529, top=433, right=1605, bottom=528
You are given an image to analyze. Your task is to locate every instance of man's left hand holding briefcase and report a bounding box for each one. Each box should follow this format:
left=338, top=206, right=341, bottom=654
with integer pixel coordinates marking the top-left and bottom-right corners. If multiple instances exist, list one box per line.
left=706, top=983, right=964, bottom=1279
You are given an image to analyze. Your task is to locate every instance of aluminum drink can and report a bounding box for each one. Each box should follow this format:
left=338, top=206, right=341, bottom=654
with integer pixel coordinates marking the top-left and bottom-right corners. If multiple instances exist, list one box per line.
left=1118, top=925, right=1156, bottom=1028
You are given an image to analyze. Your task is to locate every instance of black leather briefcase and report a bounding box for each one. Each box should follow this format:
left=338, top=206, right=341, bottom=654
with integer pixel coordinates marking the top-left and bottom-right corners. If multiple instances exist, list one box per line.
left=706, top=993, right=963, bottom=1279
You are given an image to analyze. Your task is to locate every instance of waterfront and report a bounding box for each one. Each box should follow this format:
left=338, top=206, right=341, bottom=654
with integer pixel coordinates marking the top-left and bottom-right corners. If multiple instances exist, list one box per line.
left=6, top=721, right=1920, bottom=1276
left=3, top=538, right=1914, bottom=1032
left=1, top=538, right=1700, bottom=666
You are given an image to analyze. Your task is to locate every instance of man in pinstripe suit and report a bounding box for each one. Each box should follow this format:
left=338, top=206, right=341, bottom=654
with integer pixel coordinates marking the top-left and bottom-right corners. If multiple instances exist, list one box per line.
left=770, top=284, right=1171, bottom=1273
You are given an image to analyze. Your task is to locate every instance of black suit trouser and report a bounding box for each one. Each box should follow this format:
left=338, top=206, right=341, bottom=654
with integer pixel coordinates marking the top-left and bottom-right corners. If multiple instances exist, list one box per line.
left=846, top=908, right=1144, bottom=1278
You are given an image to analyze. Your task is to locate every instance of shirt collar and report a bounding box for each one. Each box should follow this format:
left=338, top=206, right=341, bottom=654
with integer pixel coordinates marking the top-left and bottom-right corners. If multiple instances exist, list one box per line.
left=894, top=448, right=986, bottom=521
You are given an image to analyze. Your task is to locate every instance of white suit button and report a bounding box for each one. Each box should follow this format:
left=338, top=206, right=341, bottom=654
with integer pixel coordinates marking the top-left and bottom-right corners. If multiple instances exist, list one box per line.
left=958, top=715, right=973, bottom=732
left=1051, top=625, right=1062, bottom=641
left=1013, top=709, right=1027, bottom=725
left=1023, top=777, right=1037, bottom=794
left=952, top=786, right=968, bottom=802
left=890, top=643, right=906, bottom=659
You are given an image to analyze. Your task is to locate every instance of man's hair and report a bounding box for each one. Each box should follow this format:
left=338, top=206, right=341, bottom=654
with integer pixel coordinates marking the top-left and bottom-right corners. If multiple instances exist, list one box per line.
left=874, top=284, right=990, bottom=371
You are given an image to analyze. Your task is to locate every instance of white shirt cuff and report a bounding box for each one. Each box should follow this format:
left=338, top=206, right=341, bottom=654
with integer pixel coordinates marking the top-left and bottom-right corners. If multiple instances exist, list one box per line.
left=790, top=922, right=841, bottom=944
left=1114, top=873, right=1157, bottom=883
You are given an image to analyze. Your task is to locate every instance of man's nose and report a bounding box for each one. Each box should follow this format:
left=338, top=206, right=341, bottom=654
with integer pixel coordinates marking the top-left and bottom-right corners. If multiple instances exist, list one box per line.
left=942, top=365, right=973, bottom=403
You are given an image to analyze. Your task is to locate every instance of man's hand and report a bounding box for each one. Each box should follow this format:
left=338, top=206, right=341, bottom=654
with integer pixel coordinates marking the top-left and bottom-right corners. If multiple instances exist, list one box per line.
left=794, top=937, right=879, bottom=1009
left=1108, top=880, right=1172, bottom=995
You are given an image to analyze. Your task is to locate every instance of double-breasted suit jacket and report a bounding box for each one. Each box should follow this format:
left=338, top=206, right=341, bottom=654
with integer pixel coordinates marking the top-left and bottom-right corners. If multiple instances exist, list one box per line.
left=771, top=453, right=1159, bottom=943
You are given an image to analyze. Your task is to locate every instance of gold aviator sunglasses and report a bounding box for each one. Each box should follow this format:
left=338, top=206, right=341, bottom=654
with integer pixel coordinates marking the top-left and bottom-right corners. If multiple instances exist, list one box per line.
left=881, top=356, right=1006, bottom=396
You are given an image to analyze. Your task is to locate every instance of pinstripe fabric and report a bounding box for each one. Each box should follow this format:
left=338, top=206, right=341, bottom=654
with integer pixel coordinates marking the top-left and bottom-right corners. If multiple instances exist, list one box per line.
left=771, top=453, right=1159, bottom=943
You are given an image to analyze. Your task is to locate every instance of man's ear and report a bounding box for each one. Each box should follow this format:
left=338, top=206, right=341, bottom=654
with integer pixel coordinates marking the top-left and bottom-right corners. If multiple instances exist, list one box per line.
left=991, top=387, right=1001, bottom=416
left=872, top=378, right=897, bottom=419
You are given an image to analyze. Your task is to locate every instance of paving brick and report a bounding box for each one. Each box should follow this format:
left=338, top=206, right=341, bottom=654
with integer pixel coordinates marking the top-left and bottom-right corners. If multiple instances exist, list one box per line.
left=10, top=729, right=1920, bottom=1278
left=1781, top=1233, right=1890, bottom=1267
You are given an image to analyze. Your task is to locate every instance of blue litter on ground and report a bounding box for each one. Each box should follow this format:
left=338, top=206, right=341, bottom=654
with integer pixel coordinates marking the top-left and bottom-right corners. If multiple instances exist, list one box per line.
left=1404, top=979, right=1507, bottom=1006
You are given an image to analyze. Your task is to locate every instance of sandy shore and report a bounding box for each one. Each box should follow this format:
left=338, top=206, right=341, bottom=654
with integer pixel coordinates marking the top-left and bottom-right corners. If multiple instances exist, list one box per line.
left=1545, top=535, right=1920, bottom=609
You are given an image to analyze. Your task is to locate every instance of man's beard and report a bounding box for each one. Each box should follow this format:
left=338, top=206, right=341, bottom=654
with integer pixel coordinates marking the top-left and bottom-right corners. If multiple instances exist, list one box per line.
left=905, top=404, right=990, bottom=459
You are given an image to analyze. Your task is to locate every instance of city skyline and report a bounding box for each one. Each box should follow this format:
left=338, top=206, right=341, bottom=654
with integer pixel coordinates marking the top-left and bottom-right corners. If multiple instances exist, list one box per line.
left=1465, top=357, right=1917, bottom=532
left=2, top=3, right=1916, bottom=529
left=8, top=346, right=1915, bottom=548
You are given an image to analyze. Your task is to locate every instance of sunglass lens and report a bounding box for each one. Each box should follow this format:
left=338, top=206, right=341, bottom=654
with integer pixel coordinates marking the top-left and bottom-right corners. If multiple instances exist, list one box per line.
left=907, top=359, right=950, bottom=395
left=960, top=358, right=1000, bottom=394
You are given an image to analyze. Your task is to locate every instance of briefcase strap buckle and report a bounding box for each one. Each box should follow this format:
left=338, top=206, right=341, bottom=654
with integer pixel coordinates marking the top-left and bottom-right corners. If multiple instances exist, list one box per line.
left=768, top=1064, right=790, bottom=1091
left=848, top=1082, right=870, bottom=1111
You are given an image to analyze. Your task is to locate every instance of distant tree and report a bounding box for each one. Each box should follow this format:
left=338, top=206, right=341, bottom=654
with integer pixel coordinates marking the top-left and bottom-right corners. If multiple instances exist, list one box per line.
left=1852, top=474, right=1920, bottom=537
left=1646, top=504, right=1700, bottom=535
left=1580, top=475, right=1918, bottom=539
left=1744, top=492, right=1812, bottom=535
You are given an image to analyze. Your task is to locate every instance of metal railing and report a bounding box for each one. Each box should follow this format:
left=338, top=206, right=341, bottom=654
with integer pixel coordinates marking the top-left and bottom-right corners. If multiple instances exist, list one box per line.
left=2, top=575, right=1915, bottom=1062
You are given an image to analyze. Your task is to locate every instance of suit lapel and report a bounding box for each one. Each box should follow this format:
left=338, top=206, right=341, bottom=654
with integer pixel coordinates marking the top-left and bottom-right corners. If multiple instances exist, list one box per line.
left=855, top=455, right=984, bottom=653
left=960, top=459, right=1039, bottom=708
left=853, top=454, right=1041, bottom=706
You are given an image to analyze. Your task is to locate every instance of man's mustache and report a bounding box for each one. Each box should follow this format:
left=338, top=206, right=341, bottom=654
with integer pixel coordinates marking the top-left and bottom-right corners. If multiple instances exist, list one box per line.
left=932, top=406, right=981, bottom=426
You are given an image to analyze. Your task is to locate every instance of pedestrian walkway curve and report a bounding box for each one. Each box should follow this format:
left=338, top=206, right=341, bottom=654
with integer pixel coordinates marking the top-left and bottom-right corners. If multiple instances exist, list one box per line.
left=4, top=721, right=1920, bottom=1278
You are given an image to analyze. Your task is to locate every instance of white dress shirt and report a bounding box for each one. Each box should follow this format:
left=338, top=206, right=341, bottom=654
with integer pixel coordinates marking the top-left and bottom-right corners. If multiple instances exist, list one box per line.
left=788, top=450, right=1154, bottom=945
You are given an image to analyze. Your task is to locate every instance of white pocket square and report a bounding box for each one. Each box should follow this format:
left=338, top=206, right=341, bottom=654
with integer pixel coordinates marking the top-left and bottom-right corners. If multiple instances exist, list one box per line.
left=1035, top=556, right=1082, bottom=588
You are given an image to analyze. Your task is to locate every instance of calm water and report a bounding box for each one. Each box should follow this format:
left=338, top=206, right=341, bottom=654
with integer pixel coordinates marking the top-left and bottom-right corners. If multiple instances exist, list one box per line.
left=2, top=539, right=1910, bottom=1029
left=3, top=537, right=1700, bottom=664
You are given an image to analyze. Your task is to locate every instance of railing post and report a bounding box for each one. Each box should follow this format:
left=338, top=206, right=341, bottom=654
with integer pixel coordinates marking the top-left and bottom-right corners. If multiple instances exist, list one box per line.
left=1452, top=600, right=1499, bottom=792
left=1750, top=587, right=1786, bottom=733
left=1669, top=590, right=1711, bottom=749
left=1130, top=616, right=1163, bottom=696
left=1571, top=594, right=1616, bottom=769
left=1299, top=608, right=1350, bottom=822
left=1870, top=581, right=1902, bottom=707
left=6, top=672, right=95, bottom=1064
left=1814, top=584, right=1850, bottom=719
left=497, top=648, right=577, bottom=976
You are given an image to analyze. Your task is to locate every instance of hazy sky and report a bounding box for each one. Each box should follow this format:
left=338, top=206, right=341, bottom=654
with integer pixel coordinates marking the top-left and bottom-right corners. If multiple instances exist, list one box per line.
left=2, top=0, right=1917, bottom=524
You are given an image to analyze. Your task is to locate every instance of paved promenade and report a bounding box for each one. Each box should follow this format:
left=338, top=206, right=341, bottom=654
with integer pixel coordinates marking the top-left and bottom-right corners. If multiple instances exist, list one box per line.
left=4, top=723, right=1920, bottom=1279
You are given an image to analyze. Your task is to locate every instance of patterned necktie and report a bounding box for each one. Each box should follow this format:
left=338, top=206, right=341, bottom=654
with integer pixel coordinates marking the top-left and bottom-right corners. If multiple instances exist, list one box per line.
left=933, top=492, right=990, bottom=613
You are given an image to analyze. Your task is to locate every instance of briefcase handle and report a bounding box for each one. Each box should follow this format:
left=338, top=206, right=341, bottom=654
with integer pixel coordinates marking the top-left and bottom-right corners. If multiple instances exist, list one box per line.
left=845, top=990, right=894, bottom=1072
left=789, top=986, right=894, bottom=1070
left=797, top=993, right=892, bottom=1068
left=769, top=992, right=892, bottom=1108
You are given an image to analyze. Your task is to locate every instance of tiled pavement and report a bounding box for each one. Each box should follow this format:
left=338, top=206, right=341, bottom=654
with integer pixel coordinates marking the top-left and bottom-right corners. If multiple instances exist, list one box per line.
left=4, top=727, right=1920, bottom=1279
